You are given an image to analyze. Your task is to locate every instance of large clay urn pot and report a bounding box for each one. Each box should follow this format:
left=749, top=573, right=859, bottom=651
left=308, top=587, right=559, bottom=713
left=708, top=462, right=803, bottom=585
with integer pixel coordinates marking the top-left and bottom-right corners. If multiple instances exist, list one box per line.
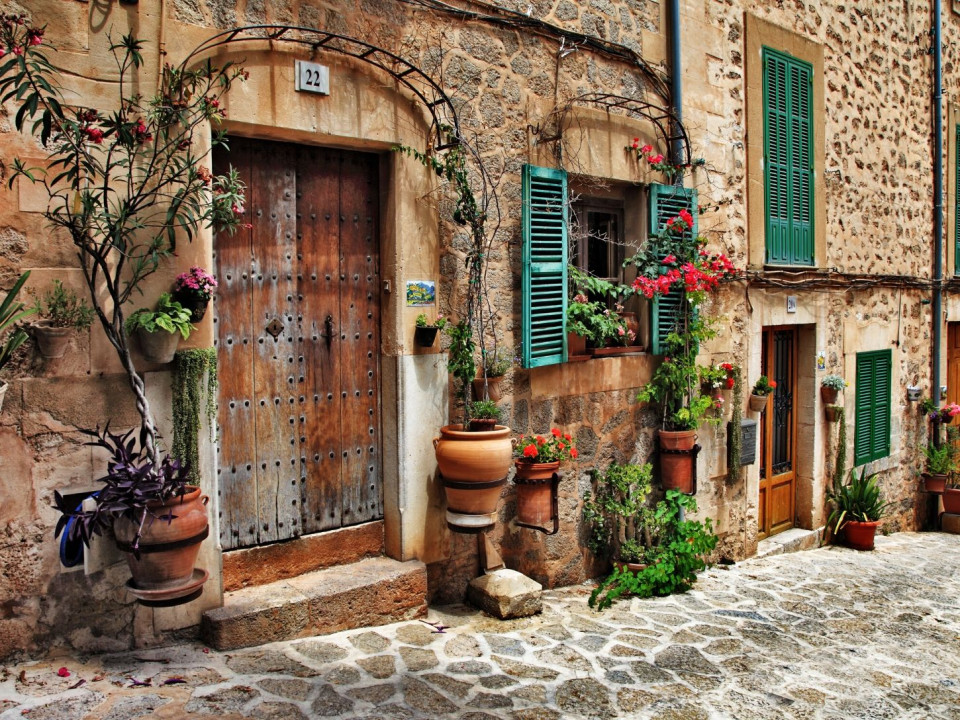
left=114, top=486, right=209, bottom=590
left=943, top=487, right=960, bottom=514
left=434, top=425, right=513, bottom=532
left=841, top=520, right=879, bottom=551
left=658, top=429, right=697, bottom=494
left=136, top=328, right=180, bottom=364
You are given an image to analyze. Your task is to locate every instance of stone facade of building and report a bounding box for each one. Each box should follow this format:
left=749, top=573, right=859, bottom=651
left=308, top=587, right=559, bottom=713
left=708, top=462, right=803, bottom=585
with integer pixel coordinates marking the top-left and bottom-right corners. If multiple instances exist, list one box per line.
left=0, top=0, right=957, bottom=658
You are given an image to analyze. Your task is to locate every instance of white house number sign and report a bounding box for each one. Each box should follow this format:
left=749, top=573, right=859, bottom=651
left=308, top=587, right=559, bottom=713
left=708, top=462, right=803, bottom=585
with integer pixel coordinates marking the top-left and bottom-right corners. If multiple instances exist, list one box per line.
left=295, top=60, right=330, bottom=95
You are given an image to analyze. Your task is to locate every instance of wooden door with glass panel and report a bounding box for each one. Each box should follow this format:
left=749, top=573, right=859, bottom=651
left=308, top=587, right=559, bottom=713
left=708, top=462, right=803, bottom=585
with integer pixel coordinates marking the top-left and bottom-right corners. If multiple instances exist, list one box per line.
left=758, top=326, right=797, bottom=538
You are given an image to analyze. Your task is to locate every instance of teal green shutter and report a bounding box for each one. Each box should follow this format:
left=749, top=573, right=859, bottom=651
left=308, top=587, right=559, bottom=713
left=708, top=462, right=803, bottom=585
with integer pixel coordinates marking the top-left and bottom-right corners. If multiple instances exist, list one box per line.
left=955, top=124, right=960, bottom=274
left=854, top=350, right=891, bottom=466
left=649, top=183, right=697, bottom=355
left=522, top=164, right=568, bottom=368
left=763, top=48, right=814, bottom=266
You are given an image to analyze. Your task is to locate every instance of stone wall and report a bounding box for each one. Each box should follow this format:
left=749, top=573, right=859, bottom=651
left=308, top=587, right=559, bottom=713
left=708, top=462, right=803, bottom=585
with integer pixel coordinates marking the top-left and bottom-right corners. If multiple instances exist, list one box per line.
left=0, top=0, right=958, bottom=658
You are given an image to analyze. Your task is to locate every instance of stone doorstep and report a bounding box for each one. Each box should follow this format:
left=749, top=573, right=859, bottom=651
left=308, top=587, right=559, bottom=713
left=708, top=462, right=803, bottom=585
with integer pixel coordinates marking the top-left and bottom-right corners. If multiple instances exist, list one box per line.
left=200, top=556, right=427, bottom=651
left=756, top=527, right=823, bottom=559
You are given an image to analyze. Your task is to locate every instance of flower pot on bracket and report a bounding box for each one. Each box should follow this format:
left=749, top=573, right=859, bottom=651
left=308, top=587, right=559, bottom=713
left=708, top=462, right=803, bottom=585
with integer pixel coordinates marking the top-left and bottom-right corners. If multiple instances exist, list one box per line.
left=472, top=375, right=504, bottom=402
left=513, top=460, right=560, bottom=534
left=113, top=486, right=210, bottom=592
left=173, top=291, right=209, bottom=322
left=748, top=393, right=769, bottom=413
left=136, top=328, right=180, bottom=364
left=820, top=386, right=839, bottom=405
left=658, top=429, right=697, bottom=494
left=434, top=424, right=513, bottom=532
left=824, top=405, right=841, bottom=422
left=922, top=473, right=947, bottom=494
left=414, top=326, right=439, bottom=347
left=943, top=487, right=960, bottom=514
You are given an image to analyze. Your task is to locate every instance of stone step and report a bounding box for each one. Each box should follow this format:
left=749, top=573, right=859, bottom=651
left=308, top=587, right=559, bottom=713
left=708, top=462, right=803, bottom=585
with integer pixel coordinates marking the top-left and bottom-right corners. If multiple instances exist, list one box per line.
left=201, top=556, right=427, bottom=651
left=756, top=527, right=823, bottom=559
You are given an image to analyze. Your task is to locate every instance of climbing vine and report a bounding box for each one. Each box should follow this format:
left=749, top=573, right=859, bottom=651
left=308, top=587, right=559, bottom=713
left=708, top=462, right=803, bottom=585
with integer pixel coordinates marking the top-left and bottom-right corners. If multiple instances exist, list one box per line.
left=172, top=348, right=218, bottom=482
left=728, top=365, right=742, bottom=483
left=833, top=406, right=847, bottom=486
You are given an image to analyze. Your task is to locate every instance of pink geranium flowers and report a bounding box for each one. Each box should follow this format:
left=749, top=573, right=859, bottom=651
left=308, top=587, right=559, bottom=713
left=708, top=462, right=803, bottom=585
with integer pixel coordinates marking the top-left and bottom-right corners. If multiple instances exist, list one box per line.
left=174, top=267, right=218, bottom=300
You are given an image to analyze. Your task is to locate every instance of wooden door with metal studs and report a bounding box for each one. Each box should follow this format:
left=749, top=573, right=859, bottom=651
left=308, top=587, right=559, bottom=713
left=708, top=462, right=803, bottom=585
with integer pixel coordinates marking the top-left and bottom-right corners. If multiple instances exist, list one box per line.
left=214, top=137, right=382, bottom=550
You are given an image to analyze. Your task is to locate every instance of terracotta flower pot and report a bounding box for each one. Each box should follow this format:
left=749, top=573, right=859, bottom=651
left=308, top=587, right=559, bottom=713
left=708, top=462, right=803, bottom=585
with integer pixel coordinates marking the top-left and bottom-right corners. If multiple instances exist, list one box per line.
left=943, top=487, right=960, bottom=514
left=32, top=322, right=74, bottom=359
left=824, top=405, right=841, bottom=422
left=748, top=393, right=769, bottom=412
left=434, top=425, right=513, bottom=532
left=922, top=473, right=947, bottom=494
left=472, top=375, right=504, bottom=402
left=514, top=460, right=559, bottom=531
left=820, top=386, right=839, bottom=405
left=136, top=328, right=180, bottom=364
left=613, top=559, right=648, bottom=574
left=658, top=429, right=697, bottom=494
left=113, top=486, right=209, bottom=590
left=567, top=332, right=589, bottom=360
left=173, top=291, right=209, bottom=323
left=468, top=418, right=498, bottom=432
left=841, top=520, right=879, bottom=551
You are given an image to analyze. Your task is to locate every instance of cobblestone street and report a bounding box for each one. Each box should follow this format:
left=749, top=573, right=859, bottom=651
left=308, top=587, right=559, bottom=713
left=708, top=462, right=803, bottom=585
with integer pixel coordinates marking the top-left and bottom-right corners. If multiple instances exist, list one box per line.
left=2, top=532, right=959, bottom=720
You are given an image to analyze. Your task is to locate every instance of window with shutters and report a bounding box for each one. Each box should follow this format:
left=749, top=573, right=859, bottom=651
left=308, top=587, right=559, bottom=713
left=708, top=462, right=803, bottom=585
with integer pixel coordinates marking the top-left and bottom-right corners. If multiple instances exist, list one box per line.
left=570, top=200, right=624, bottom=287
left=521, top=164, right=568, bottom=368
left=648, top=183, right=697, bottom=355
left=762, top=47, right=814, bottom=266
left=854, top=350, right=892, bottom=466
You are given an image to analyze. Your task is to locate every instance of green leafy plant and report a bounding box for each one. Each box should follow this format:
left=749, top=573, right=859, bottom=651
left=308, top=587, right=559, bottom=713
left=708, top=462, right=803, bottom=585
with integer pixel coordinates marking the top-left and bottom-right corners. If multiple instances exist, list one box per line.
left=469, top=399, right=502, bottom=421
left=834, top=405, right=847, bottom=485
left=415, top=313, right=447, bottom=329
left=588, top=489, right=718, bottom=610
left=32, top=280, right=94, bottom=330
left=566, top=266, right=634, bottom=346
left=752, top=375, right=777, bottom=396
left=583, top=462, right=658, bottom=562
left=827, top=467, right=891, bottom=534
left=923, top=441, right=957, bottom=476
left=125, top=293, right=193, bottom=339
left=821, top=374, right=847, bottom=391
left=0, top=272, right=32, bottom=372
left=728, top=365, right=743, bottom=482
left=0, top=20, right=247, bottom=461
left=446, top=320, right=476, bottom=419
left=479, top=347, right=514, bottom=377
left=171, top=348, right=218, bottom=483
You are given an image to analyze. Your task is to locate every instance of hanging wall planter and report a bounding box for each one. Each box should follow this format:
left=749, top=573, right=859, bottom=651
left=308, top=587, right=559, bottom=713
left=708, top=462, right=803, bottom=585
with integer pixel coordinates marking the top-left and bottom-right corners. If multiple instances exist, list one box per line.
left=513, top=461, right=560, bottom=534
left=748, top=393, right=769, bottom=413
left=824, top=405, right=841, bottom=422
left=32, top=322, right=74, bottom=359
left=922, top=473, right=947, bottom=494
left=658, top=429, right=698, bottom=494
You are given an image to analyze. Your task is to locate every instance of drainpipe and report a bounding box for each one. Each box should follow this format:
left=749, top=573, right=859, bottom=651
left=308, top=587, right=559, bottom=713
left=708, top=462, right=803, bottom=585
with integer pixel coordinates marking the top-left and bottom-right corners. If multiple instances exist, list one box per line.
left=933, top=0, right=944, bottom=406
left=668, top=0, right=683, bottom=170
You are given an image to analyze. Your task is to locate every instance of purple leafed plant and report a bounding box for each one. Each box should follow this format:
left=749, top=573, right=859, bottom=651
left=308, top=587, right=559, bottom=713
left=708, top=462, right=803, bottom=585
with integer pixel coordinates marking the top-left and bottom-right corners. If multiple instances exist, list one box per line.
left=53, top=426, right=191, bottom=555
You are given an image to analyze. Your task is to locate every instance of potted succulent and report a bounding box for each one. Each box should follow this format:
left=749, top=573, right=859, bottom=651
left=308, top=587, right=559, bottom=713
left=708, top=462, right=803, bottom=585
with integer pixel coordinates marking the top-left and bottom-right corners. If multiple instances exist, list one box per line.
left=585, top=460, right=717, bottom=610
left=30, top=280, right=95, bottom=358
left=125, top=293, right=194, bottom=364
left=921, top=441, right=956, bottom=494
left=827, top=466, right=891, bottom=551
left=467, top=399, right=502, bottom=432
left=513, top=428, right=577, bottom=531
left=749, top=375, right=776, bottom=412
left=414, top=313, right=446, bottom=347
left=54, top=426, right=209, bottom=598
left=0, top=272, right=32, bottom=412
left=172, top=266, right=218, bottom=322
left=820, top=374, right=847, bottom=405
left=472, top=346, right=513, bottom=402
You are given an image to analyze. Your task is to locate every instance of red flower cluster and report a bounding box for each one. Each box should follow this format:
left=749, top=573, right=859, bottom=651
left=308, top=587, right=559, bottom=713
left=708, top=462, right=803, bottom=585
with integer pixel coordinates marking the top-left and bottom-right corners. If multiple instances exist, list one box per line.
left=514, top=428, right=578, bottom=464
left=133, top=118, right=152, bottom=144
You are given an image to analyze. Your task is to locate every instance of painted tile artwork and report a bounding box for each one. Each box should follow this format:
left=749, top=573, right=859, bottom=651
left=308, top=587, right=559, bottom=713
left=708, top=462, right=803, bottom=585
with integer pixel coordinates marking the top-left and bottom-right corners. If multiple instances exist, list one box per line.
left=406, top=280, right=436, bottom=306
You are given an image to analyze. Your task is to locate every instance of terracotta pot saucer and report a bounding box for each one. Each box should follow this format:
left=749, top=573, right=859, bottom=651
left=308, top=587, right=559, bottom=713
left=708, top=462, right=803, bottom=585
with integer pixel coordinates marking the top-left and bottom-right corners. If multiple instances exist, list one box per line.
left=125, top=567, right=209, bottom=607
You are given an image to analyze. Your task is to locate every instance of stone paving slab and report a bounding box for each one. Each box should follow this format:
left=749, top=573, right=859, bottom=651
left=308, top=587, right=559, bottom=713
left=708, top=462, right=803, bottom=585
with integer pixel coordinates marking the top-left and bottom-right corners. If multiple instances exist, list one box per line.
left=2, top=532, right=960, bottom=719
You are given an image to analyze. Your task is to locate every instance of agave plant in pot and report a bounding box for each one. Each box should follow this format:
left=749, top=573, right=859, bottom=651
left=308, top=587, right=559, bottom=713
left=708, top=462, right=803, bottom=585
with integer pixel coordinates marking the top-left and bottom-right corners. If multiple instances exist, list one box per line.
left=827, top=466, right=891, bottom=551
left=30, top=280, right=95, bottom=359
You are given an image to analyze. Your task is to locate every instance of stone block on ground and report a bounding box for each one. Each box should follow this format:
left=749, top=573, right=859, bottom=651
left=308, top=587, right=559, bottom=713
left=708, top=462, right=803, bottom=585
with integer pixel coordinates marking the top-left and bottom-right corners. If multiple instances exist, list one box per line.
left=202, top=557, right=426, bottom=650
left=467, top=569, right=542, bottom=619
left=941, top=513, right=960, bottom=534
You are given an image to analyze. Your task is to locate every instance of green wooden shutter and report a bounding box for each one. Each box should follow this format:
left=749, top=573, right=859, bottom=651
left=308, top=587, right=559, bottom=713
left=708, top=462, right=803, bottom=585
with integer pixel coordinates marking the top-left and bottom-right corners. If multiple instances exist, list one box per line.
left=649, top=183, right=697, bottom=355
left=854, top=350, right=891, bottom=466
left=522, top=164, right=568, bottom=368
left=763, top=47, right=814, bottom=266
